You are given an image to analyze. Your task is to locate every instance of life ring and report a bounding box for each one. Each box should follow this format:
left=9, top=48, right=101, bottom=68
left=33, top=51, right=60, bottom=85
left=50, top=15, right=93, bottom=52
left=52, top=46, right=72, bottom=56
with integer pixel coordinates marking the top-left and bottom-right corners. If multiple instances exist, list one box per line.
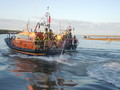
left=48, top=40, right=53, bottom=47
left=58, top=41, right=64, bottom=47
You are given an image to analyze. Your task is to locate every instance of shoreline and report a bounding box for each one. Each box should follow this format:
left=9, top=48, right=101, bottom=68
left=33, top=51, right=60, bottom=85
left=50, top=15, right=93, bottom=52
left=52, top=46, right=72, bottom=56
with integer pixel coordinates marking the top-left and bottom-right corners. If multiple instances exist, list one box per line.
left=84, top=35, right=120, bottom=41
left=0, top=29, right=20, bottom=34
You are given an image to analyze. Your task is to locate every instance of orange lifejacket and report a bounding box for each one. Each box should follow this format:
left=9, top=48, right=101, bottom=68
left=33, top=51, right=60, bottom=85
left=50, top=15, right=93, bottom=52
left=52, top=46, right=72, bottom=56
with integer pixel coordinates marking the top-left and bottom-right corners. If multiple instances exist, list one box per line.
left=57, top=41, right=64, bottom=47
left=48, top=40, right=54, bottom=47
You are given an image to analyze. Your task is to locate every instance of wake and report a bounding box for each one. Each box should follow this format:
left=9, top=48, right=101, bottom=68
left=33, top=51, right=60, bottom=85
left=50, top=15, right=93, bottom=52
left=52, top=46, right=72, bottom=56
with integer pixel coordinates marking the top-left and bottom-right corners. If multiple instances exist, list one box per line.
left=7, top=53, right=77, bottom=66
left=87, top=62, right=120, bottom=88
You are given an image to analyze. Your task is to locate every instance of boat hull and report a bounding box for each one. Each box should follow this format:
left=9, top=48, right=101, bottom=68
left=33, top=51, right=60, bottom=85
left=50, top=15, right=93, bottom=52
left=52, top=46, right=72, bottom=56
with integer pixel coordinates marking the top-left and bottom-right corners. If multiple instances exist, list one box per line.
left=5, top=38, right=65, bottom=56
left=65, top=44, right=77, bottom=50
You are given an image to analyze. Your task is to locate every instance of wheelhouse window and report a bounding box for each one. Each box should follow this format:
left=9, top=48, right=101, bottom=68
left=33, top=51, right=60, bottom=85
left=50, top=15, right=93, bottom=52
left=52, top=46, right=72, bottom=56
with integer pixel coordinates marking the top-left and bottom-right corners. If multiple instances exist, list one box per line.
left=16, top=34, right=29, bottom=40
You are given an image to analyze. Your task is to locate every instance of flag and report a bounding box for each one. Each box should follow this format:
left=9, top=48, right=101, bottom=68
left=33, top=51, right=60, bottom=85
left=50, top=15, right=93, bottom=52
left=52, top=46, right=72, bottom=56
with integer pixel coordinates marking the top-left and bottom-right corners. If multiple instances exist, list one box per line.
left=48, top=15, right=51, bottom=23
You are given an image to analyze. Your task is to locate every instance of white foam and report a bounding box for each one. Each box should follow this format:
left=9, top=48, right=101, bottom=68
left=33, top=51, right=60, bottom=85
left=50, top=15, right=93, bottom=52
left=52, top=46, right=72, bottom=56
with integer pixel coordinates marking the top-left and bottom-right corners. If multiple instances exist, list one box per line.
left=0, top=65, right=9, bottom=70
left=8, top=53, right=76, bottom=66
left=87, top=62, right=120, bottom=88
left=56, top=58, right=77, bottom=66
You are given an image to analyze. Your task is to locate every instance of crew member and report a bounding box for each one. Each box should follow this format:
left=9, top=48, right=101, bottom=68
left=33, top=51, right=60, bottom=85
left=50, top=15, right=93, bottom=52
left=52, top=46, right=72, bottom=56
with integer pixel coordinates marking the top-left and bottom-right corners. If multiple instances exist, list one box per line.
left=44, top=29, right=50, bottom=50
left=73, top=35, right=78, bottom=49
left=49, top=29, right=54, bottom=39
left=35, top=35, right=41, bottom=50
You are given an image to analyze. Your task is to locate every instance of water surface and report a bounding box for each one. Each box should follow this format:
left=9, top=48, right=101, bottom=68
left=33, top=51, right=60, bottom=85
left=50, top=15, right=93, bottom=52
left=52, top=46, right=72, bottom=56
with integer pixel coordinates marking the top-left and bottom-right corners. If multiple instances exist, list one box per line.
left=0, top=34, right=120, bottom=90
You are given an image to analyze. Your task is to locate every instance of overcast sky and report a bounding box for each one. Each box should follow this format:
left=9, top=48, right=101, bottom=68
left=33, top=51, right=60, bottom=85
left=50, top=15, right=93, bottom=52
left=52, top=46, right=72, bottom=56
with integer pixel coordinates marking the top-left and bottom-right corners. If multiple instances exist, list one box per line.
left=0, top=0, right=120, bottom=23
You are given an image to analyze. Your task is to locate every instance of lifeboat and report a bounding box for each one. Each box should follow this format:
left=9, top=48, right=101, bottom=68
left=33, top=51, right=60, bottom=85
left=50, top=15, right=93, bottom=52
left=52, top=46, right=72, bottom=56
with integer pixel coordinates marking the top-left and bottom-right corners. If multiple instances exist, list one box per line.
left=4, top=10, right=65, bottom=56
left=59, top=26, right=79, bottom=50
left=5, top=31, right=65, bottom=56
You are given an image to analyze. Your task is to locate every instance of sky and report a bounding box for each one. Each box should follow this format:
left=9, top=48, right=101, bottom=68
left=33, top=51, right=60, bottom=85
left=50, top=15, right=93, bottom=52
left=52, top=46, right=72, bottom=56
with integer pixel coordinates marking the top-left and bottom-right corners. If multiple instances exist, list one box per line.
left=0, top=0, right=120, bottom=35
left=0, top=0, right=120, bottom=23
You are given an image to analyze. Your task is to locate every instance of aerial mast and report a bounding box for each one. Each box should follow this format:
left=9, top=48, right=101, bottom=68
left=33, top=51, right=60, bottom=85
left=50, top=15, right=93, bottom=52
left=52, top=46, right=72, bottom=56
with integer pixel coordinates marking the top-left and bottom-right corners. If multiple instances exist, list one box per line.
left=46, top=6, right=51, bottom=31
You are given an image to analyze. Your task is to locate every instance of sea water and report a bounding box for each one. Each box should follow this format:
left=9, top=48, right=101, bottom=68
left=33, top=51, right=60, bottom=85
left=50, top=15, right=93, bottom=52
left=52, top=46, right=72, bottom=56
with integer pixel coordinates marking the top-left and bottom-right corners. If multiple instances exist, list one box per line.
left=0, top=34, right=120, bottom=90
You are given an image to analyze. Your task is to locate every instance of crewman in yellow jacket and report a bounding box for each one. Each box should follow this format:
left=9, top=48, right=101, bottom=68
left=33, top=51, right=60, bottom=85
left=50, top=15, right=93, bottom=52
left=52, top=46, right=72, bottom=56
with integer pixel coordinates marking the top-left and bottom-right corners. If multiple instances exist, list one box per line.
left=43, top=34, right=50, bottom=50
left=35, top=35, right=42, bottom=50
left=49, top=29, right=54, bottom=39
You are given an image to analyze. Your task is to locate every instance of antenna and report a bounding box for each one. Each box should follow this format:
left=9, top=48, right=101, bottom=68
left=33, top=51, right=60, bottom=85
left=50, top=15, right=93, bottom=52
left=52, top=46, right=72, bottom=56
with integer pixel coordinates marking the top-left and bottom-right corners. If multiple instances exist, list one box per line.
left=46, top=6, right=51, bottom=31
left=47, top=6, right=49, bottom=11
left=46, top=6, right=50, bottom=17
left=38, top=6, right=51, bottom=32
left=26, top=20, right=29, bottom=32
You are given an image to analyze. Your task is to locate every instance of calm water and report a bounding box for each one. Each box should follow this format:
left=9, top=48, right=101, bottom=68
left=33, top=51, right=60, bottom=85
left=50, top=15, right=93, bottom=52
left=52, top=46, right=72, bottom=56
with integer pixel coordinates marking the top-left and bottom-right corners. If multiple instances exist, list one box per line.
left=0, top=34, right=120, bottom=90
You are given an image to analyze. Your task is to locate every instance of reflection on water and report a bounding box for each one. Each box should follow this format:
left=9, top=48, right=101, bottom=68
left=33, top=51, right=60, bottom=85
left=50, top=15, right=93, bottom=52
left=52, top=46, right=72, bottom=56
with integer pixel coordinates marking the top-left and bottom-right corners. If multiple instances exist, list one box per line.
left=10, top=57, right=78, bottom=90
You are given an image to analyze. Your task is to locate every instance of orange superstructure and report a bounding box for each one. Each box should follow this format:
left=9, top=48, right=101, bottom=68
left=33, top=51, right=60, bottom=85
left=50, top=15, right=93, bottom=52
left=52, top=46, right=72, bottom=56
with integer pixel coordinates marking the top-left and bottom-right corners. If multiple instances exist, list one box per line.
left=12, top=31, right=44, bottom=50
left=13, top=39, right=36, bottom=50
